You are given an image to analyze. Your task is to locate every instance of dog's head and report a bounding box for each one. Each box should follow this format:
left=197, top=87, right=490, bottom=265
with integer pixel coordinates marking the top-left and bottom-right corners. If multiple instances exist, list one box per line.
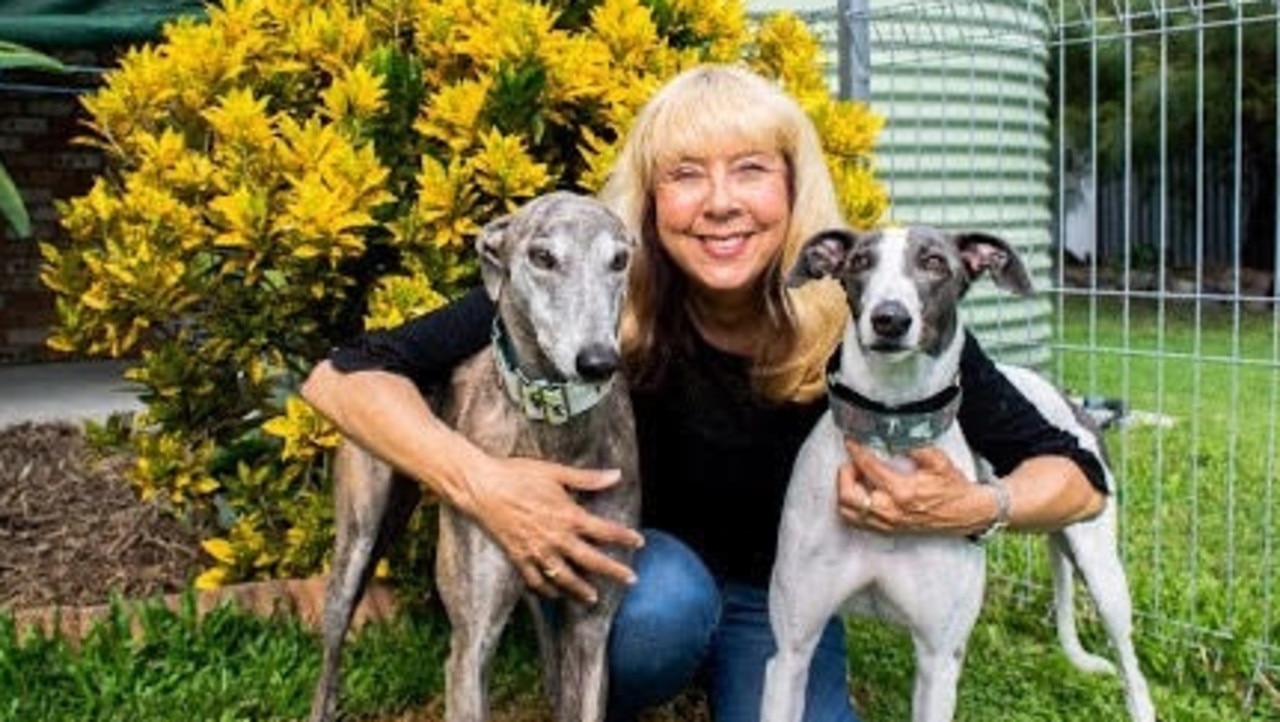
left=788, top=225, right=1033, bottom=358
left=477, top=191, right=635, bottom=382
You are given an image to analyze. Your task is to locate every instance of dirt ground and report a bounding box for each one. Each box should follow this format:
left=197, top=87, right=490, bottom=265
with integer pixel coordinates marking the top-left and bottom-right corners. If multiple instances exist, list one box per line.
left=0, top=421, right=203, bottom=611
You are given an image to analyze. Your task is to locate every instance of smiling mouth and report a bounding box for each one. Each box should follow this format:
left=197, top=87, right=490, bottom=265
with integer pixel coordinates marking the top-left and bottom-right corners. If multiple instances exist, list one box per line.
left=697, top=233, right=752, bottom=258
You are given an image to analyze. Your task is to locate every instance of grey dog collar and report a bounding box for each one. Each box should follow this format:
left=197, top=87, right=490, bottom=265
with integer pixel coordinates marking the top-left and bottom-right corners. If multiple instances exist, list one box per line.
left=492, top=320, right=615, bottom=425
left=826, top=366, right=962, bottom=454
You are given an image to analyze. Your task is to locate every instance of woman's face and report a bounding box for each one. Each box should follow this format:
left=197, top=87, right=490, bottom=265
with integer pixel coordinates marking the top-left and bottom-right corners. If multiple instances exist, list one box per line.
left=652, top=141, right=791, bottom=302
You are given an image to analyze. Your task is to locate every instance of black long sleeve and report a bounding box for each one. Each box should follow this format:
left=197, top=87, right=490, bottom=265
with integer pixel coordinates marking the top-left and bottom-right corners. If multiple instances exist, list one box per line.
left=328, top=287, right=496, bottom=395
left=957, top=331, right=1109, bottom=493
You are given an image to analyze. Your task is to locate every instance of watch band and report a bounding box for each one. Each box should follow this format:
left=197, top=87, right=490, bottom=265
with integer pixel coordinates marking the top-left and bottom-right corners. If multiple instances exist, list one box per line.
left=970, top=479, right=1011, bottom=544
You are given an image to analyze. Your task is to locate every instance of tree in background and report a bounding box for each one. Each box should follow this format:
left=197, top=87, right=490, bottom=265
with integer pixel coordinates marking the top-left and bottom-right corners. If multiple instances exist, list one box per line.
left=40, top=0, right=887, bottom=587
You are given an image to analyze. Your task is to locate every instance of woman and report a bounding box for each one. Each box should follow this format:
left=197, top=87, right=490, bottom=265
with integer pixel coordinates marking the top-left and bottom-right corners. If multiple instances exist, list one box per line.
left=301, top=64, right=1107, bottom=722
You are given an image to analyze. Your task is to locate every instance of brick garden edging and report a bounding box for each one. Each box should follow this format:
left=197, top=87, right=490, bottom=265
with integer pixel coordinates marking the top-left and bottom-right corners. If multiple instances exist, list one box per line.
left=7, top=576, right=400, bottom=644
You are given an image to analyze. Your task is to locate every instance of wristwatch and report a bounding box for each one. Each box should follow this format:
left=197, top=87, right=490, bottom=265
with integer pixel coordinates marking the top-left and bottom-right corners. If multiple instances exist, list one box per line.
left=970, top=479, right=1011, bottom=544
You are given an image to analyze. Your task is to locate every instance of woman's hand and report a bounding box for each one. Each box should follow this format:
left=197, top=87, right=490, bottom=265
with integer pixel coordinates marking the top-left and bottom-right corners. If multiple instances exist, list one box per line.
left=463, top=455, right=644, bottom=604
left=835, top=440, right=997, bottom=535
left=836, top=439, right=1107, bottom=536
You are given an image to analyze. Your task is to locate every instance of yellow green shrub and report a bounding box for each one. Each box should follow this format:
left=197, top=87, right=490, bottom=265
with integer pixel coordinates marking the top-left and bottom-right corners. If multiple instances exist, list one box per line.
left=42, top=0, right=887, bottom=587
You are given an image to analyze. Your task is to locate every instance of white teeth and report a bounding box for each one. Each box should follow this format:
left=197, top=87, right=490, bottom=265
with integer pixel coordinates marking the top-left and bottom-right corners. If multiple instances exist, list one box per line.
left=701, top=234, right=748, bottom=244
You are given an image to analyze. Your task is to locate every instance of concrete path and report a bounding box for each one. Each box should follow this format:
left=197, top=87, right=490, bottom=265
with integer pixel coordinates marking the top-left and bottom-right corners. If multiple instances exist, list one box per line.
left=0, top=359, right=144, bottom=428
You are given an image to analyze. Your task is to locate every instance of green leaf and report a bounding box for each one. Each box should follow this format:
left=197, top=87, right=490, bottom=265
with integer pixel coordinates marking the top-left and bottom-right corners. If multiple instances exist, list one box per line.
left=0, top=41, right=65, bottom=73
left=0, top=162, right=31, bottom=239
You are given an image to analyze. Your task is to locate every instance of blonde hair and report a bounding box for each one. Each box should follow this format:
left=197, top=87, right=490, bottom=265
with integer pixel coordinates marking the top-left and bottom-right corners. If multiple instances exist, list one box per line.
left=599, top=64, right=848, bottom=403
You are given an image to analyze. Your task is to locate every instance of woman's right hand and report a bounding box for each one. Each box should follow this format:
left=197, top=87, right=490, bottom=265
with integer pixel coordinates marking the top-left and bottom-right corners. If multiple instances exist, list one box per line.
left=462, top=455, right=645, bottom=604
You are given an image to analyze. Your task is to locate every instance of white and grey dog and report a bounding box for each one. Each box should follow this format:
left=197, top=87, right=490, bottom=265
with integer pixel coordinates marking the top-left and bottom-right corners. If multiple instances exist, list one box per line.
left=761, top=226, right=1155, bottom=722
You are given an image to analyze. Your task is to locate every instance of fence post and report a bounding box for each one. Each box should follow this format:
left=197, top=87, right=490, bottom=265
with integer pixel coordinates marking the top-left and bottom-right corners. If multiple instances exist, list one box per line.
left=840, top=0, right=871, bottom=101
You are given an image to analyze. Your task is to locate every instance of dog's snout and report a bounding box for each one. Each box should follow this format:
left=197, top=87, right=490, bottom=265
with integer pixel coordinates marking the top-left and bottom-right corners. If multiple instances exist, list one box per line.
left=870, top=301, right=912, bottom=339
left=575, top=344, right=620, bottom=382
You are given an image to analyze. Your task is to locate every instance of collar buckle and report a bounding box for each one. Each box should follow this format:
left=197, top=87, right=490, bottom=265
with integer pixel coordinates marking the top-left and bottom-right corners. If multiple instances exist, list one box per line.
left=492, top=320, right=614, bottom=425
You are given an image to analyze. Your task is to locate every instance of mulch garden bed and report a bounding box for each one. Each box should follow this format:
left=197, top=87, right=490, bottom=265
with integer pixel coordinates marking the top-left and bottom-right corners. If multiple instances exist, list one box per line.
left=0, top=420, right=399, bottom=640
left=0, top=421, right=203, bottom=612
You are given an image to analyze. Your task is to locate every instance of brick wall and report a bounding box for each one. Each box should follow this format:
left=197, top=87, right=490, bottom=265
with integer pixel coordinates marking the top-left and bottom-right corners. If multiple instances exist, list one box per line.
left=0, top=49, right=113, bottom=364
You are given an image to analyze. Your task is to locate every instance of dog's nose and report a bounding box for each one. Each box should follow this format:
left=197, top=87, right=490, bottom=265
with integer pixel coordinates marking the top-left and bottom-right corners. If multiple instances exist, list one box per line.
left=575, top=344, right=620, bottom=382
left=870, top=301, right=912, bottom=339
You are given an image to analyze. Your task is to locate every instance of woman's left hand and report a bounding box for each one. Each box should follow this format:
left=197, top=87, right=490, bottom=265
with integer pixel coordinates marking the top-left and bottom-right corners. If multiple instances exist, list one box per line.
left=836, top=439, right=994, bottom=535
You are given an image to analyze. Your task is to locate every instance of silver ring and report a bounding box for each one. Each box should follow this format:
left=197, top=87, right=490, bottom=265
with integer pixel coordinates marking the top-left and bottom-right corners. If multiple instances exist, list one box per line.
left=542, top=565, right=560, bottom=580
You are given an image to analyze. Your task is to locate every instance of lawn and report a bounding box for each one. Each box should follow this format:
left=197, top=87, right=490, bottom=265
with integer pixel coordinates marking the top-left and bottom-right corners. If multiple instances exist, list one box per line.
left=2, top=293, right=1277, bottom=721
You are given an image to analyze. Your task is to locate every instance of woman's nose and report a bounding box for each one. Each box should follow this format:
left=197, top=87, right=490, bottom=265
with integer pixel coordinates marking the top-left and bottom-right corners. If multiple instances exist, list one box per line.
left=703, top=170, right=740, bottom=215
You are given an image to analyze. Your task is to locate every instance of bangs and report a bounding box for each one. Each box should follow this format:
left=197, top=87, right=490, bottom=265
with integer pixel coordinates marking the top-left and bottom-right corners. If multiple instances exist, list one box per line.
left=644, top=76, right=796, bottom=169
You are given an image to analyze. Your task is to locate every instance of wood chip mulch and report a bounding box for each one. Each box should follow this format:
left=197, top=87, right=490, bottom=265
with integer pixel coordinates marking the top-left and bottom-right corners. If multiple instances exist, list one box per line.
left=0, top=421, right=203, bottom=612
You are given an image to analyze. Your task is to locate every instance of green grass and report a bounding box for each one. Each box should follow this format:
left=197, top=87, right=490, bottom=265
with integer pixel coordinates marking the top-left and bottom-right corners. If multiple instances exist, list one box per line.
left=1051, top=294, right=1278, bottom=683
left=0, top=595, right=547, bottom=722
left=3, top=294, right=1277, bottom=721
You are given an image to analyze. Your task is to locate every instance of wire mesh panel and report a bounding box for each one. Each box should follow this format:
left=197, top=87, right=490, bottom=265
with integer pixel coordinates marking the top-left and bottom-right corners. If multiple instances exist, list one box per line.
left=1043, top=0, right=1280, bottom=705
left=842, top=0, right=1280, bottom=706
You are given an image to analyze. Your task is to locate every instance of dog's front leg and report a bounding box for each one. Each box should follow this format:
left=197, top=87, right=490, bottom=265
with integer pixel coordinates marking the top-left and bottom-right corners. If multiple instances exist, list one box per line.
left=909, top=638, right=967, bottom=722
left=555, top=595, right=619, bottom=722
left=438, top=508, right=526, bottom=722
left=899, top=553, right=984, bottom=722
left=762, top=586, right=828, bottom=722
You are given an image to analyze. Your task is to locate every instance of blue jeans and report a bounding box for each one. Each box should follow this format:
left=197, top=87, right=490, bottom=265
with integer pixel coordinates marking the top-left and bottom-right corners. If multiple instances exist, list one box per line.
left=606, top=530, right=861, bottom=722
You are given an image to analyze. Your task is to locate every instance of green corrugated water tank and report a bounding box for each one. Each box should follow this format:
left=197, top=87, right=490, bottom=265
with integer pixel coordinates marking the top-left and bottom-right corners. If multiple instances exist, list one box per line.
left=749, top=0, right=1054, bottom=367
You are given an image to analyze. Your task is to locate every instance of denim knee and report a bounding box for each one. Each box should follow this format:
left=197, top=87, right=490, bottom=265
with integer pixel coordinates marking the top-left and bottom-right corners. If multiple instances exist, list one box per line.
left=607, top=529, right=719, bottom=721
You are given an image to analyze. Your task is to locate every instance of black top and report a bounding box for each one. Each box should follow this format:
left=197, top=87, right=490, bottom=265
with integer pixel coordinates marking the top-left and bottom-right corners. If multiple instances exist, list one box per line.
left=330, top=287, right=1108, bottom=587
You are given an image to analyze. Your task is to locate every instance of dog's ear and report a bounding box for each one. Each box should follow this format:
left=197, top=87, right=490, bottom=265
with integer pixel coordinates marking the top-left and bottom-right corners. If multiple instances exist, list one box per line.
left=954, top=232, right=1034, bottom=297
left=787, top=229, right=858, bottom=287
left=476, top=213, right=514, bottom=300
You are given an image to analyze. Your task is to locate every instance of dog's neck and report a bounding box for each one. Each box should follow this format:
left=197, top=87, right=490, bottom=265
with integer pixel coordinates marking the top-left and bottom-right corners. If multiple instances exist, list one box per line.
left=491, top=317, right=615, bottom=425
left=828, top=324, right=965, bottom=454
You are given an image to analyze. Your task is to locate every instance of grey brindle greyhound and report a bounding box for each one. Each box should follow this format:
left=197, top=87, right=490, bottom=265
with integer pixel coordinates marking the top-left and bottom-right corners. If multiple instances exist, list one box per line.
left=761, top=226, right=1155, bottom=722
left=308, top=192, right=640, bottom=722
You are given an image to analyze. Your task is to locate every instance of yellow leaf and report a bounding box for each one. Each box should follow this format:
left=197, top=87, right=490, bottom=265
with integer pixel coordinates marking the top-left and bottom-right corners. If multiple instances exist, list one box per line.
left=201, top=537, right=238, bottom=565
left=194, top=566, right=229, bottom=591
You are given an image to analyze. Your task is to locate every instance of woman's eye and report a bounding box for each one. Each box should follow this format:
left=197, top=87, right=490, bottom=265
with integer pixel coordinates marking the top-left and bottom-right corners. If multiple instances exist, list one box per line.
left=529, top=247, right=557, bottom=270
left=733, top=154, right=783, bottom=177
left=663, top=164, right=704, bottom=183
left=609, top=250, right=630, bottom=273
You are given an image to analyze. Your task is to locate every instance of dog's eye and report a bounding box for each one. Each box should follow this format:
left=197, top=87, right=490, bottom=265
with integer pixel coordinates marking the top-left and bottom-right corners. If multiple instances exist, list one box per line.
left=608, top=250, right=630, bottom=273
left=849, top=251, right=872, bottom=272
left=920, top=254, right=949, bottom=274
left=528, top=247, right=557, bottom=271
